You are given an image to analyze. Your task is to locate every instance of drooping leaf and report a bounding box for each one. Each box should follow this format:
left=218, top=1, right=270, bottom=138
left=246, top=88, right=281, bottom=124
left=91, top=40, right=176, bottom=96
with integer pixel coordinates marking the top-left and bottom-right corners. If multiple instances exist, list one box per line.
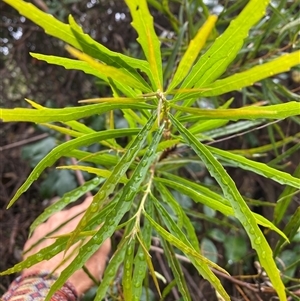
left=29, top=177, right=104, bottom=235
left=169, top=114, right=286, bottom=301
left=154, top=176, right=287, bottom=240
left=144, top=212, right=230, bottom=301
left=64, top=114, right=159, bottom=251
left=7, top=129, right=139, bottom=208
left=45, top=121, right=165, bottom=301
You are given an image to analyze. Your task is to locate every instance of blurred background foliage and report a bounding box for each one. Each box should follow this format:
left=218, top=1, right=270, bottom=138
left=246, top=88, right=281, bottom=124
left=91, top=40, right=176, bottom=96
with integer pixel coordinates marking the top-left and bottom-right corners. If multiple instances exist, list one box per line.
left=0, top=0, right=299, bottom=300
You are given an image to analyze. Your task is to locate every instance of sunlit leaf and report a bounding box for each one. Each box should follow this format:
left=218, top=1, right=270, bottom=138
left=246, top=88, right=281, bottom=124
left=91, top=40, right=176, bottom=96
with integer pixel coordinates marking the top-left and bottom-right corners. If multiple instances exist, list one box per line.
left=125, top=0, right=163, bottom=90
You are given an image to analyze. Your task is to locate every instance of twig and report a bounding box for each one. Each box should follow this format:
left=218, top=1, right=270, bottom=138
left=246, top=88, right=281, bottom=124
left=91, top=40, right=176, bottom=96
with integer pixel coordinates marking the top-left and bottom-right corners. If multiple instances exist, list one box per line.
left=0, top=133, right=48, bottom=151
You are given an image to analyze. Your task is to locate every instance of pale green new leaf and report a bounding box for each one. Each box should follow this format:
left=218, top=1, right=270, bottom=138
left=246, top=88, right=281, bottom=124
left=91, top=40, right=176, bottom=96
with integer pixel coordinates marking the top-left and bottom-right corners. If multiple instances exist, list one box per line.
left=45, top=121, right=165, bottom=301
left=125, top=0, right=163, bottom=90
left=181, top=0, right=270, bottom=89
left=199, top=51, right=300, bottom=96
left=167, top=15, right=218, bottom=92
left=29, top=177, right=104, bottom=235
left=7, top=129, right=139, bottom=208
left=144, top=212, right=230, bottom=301
left=40, top=123, right=83, bottom=138
left=171, top=102, right=300, bottom=120
left=169, top=114, right=286, bottom=301
left=208, top=146, right=300, bottom=189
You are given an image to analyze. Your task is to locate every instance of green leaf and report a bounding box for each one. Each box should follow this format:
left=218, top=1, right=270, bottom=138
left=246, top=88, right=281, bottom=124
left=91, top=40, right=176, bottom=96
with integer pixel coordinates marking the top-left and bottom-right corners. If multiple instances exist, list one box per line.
left=199, top=51, right=300, bottom=96
left=159, top=237, right=191, bottom=301
left=125, top=0, right=163, bottom=90
left=170, top=102, right=300, bottom=120
left=65, top=46, right=151, bottom=93
left=0, top=237, right=68, bottom=275
left=155, top=175, right=287, bottom=240
left=7, top=129, right=139, bottom=208
left=181, top=0, right=270, bottom=89
left=123, top=238, right=136, bottom=301
left=45, top=120, right=165, bottom=301
left=274, top=207, right=300, bottom=257
left=144, top=212, right=230, bottom=301
left=132, top=200, right=153, bottom=299
left=29, top=177, right=104, bottom=235
left=273, top=164, right=300, bottom=225
left=68, top=149, right=123, bottom=168
left=0, top=101, right=155, bottom=123
left=57, top=165, right=128, bottom=184
left=208, top=146, right=300, bottom=189
left=65, top=114, right=159, bottom=251
left=30, top=53, right=109, bottom=81
left=2, top=0, right=152, bottom=79
left=169, top=114, right=286, bottom=301
left=167, top=15, right=218, bottom=92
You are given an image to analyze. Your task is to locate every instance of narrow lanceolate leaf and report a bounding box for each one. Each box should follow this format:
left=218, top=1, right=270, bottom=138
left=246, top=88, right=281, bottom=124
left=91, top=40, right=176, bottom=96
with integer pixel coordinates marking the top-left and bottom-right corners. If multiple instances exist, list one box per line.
left=132, top=201, right=153, bottom=300
left=155, top=176, right=287, bottom=240
left=144, top=212, right=230, bottom=301
left=45, top=122, right=165, bottom=301
left=30, top=54, right=109, bottom=82
left=7, top=129, right=139, bottom=208
left=154, top=184, right=199, bottom=251
left=274, top=164, right=300, bottom=225
left=2, top=0, right=152, bottom=77
left=160, top=237, right=191, bottom=301
left=0, top=101, right=155, bottom=123
left=208, top=146, right=300, bottom=189
left=169, top=114, right=286, bottom=301
left=125, top=0, right=163, bottom=90
left=66, top=46, right=151, bottom=93
left=153, top=193, right=228, bottom=299
left=170, top=102, right=300, bottom=120
left=29, top=177, right=104, bottom=235
left=182, top=0, right=270, bottom=89
left=0, top=237, right=68, bottom=275
left=199, top=51, right=300, bottom=96
left=95, top=236, right=127, bottom=300
left=65, top=114, right=158, bottom=252
left=123, top=239, right=136, bottom=301
left=167, top=15, right=218, bottom=92
left=57, top=166, right=128, bottom=184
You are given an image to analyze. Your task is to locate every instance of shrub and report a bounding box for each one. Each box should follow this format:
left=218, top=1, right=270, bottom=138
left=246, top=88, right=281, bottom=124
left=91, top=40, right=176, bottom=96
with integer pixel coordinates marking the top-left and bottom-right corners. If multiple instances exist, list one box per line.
left=1, top=0, right=299, bottom=300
